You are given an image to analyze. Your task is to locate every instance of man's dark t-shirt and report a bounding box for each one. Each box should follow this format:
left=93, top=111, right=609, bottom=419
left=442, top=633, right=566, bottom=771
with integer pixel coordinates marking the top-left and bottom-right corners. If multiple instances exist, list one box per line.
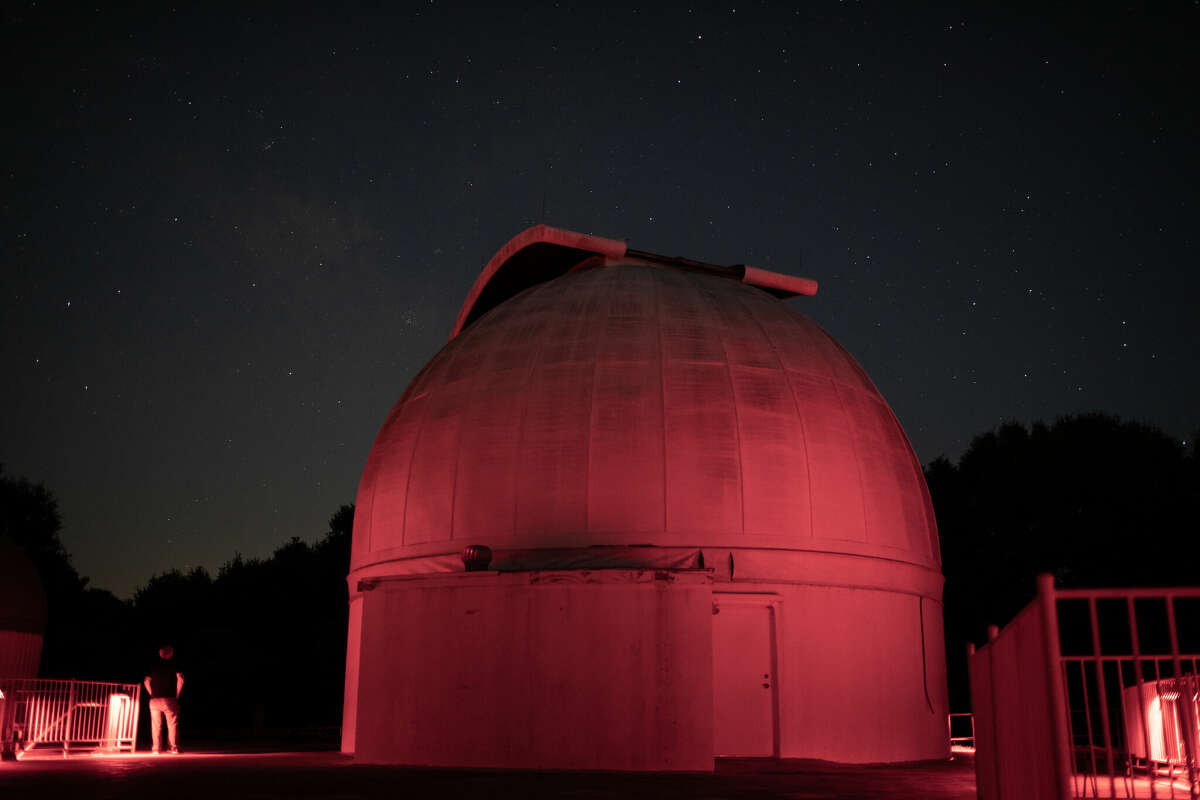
left=147, top=660, right=181, bottom=699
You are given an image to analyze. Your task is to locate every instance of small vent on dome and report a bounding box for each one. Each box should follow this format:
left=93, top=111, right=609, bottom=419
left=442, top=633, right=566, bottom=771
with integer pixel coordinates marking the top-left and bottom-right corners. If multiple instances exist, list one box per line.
left=461, top=545, right=493, bottom=572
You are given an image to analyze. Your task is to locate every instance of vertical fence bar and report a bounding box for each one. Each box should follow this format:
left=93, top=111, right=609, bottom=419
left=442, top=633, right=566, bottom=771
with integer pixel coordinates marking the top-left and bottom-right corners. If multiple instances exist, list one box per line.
left=1194, top=658, right=1199, bottom=797
left=33, top=682, right=43, bottom=749
left=64, top=679, right=75, bottom=756
left=1039, top=574, right=1074, bottom=800
left=79, top=682, right=88, bottom=746
left=1115, top=660, right=1131, bottom=794
left=32, top=682, right=42, bottom=750
left=0, top=680, right=12, bottom=760
left=1066, top=659, right=1085, bottom=798
left=1089, top=597, right=1119, bottom=798
left=1079, top=659, right=1100, bottom=797
left=40, top=681, right=50, bottom=749
left=1165, top=596, right=1199, bottom=800
left=57, top=681, right=65, bottom=745
left=87, top=682, right=95, bottom=742
left=130, top=683, right=140, bottom=753
left=1151, top=661, right=1174, bottom=800
left=1130, top=596, right=1156, bottom=799
left=27, top=681, right=39, bottom=751
left=987, top=625, right=1003, bottom=800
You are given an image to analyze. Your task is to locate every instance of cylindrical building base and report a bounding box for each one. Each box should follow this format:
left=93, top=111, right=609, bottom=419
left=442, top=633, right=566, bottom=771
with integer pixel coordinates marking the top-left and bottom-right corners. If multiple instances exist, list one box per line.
left=345, top=555, right=948, bottom=770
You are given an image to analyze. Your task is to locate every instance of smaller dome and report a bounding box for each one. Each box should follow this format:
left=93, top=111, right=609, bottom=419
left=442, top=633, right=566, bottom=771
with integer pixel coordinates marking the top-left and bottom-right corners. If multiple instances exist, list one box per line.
left=0, top=538, right=48, bottom=635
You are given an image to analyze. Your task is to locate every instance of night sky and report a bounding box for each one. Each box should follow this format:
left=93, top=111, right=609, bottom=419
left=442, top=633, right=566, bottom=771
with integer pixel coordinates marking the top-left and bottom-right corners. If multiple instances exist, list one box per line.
left=3, top=3, right=1197, bottom=598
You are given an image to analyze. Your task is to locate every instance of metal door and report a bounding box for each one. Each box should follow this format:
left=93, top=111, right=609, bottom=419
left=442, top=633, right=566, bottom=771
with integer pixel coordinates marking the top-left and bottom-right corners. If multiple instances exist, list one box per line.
left=712, top=596, right=777, bottom=756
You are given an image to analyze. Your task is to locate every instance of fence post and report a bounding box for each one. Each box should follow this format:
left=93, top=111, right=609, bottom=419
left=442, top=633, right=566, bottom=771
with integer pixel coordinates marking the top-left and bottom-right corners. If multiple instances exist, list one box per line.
left=0, top=682, right=14, bottom=761
left=1165, top=596, right=1199, bottom=800
left=130, top=684, right=141, bottom=753
left=1087, top=597, right=1117, bottom=797
left=985, top=628, right=1003, bottom=800
left=1127, top=596, right=1157, bottom=799
left=1038, top=573, right=1073, bottom=800
left=64, top=680, right=75, bottom=756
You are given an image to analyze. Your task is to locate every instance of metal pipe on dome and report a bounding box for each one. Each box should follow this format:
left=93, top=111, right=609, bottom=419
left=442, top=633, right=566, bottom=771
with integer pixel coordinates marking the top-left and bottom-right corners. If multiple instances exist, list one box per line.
left=740, top=265, right=819, bottom=297
left=624, top=248, right=818, bottom=298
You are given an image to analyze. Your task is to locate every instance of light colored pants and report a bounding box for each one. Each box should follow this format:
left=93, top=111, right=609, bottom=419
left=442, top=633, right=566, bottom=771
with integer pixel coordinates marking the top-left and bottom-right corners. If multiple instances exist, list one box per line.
left=149, top=697, right=180, bottom=752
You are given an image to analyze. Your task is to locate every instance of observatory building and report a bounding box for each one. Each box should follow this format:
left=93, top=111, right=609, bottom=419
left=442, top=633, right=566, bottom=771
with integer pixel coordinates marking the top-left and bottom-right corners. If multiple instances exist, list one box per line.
left=0, top=539, right=47, bottom=678
left=342, top=226, right=947, bottom=770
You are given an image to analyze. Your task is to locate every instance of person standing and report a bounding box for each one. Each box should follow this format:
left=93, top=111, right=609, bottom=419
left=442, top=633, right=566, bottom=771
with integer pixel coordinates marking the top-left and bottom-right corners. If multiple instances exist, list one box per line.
left=144, top=644, right=184, bottom=754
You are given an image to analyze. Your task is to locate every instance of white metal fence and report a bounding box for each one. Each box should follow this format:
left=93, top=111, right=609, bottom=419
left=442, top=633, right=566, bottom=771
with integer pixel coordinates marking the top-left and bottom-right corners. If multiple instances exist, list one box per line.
left=1057, top=587, right=1199, bottom=800
left=969, top=575, right=1200, bottom=800
left=0, top=678, right=141, bottom=758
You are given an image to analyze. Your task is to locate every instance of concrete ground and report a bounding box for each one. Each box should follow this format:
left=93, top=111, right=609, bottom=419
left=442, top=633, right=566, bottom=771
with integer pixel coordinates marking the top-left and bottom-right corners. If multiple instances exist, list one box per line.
left=0, top=750, right=977, bottom=800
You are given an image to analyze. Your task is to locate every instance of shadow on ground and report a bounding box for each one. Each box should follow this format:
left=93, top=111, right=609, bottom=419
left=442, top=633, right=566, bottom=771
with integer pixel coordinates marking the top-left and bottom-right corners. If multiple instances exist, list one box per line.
left=0, top=751, right=976, bottom=800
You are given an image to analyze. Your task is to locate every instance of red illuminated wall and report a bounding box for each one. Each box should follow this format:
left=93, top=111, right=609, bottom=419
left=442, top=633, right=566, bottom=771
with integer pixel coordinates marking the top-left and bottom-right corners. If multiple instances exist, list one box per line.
left=344, top=558, right=947, bottom=766
left=354, top=570, right=713, bottom=770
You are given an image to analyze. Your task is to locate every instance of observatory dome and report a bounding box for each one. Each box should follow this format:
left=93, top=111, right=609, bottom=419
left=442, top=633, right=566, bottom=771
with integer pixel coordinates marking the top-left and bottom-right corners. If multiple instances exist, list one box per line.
left=350, top=253, right=937, bottom=574
left=342, top=227, right=947, bottom=769
left=0, top=538, right=47, bottom=677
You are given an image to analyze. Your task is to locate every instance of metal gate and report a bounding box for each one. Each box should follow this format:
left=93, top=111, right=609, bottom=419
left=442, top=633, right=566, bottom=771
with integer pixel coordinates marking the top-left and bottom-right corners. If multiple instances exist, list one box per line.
left=969, top=575, right=1200, bottom=800
left=1, top=678, right=141, bottom=758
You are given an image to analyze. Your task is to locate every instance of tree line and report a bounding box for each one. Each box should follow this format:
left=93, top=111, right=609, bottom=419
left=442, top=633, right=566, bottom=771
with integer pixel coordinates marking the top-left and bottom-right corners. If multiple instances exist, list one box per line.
left=927, top=413, right=1199, bottom=709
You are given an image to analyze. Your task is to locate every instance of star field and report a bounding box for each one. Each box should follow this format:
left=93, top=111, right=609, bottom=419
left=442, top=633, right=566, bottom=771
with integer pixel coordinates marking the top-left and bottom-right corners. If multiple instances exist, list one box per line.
left=2, top=2, right=1197, bottom=597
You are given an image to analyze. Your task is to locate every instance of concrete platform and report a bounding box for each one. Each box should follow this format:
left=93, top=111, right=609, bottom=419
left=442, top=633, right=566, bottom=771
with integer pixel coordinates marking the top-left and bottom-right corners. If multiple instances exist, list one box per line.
left=0, top=750, right=977, bottom=799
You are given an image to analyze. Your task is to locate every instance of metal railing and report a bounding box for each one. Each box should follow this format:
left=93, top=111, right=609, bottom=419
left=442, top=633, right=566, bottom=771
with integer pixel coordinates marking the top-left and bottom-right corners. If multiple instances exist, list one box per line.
left=969, top=576, right=1200, bottom=800
left=1057, top=586, right=1200, bottom=800
left=0, top=678, right=141, bottom=758
left=949, top=712, right=976, bottom=750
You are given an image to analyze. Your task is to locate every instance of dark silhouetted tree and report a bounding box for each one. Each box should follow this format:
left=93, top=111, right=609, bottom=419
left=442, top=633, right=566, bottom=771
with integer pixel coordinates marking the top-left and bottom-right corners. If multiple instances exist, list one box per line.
left=928, top=413, right=1198, bottom=709
left=0, top=465, right=83, bottom=597
left=0, top=465, right=103, bottom=676
left=128, top=504, right=355, bottom=737
left=134, top=567, right=215, bottom=651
